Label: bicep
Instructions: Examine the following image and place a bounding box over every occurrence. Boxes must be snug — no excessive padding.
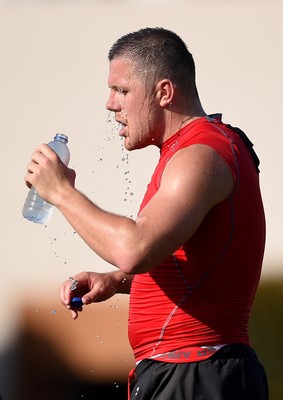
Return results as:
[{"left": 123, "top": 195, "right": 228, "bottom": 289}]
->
[{"left": 136, "top": 144, "right": 234, "bottom": 266}]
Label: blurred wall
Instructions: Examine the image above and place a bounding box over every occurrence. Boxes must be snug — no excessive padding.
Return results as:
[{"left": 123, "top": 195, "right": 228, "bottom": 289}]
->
[{"left": 0, "top": 0, "right": 282, "bottom": 398}]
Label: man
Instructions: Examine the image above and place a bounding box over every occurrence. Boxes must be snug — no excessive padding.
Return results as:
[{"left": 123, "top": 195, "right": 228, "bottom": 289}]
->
[{"left": 25, "top": 28, "right": 268, "bottom": 399}]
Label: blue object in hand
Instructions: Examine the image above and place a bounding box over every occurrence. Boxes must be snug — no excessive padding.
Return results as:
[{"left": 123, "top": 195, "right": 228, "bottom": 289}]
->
[{"left": 71, "top": 297, "right": 83, "bottom": 307}]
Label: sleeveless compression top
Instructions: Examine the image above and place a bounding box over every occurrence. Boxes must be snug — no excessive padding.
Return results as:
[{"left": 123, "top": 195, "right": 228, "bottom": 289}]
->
[{"left": 128, "top": 114, "right": 265, "bottom": 363}]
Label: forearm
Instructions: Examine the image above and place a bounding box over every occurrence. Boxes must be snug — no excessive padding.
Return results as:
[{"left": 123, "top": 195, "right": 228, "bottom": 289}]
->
[{"left": 54, "top": 186, "right": 144, "bottom": 272}]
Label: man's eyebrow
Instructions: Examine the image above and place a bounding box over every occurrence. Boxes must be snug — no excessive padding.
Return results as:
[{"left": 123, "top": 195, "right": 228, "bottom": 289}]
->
[
  {"left": 109, "top": 84, "right": 128, "bottom": 93},
  {"left": 109, "top": 84, "right": 121, "bottom": 90}
]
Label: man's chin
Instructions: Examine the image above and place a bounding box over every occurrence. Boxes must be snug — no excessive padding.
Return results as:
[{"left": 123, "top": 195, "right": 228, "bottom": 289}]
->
[
  {"left": 124, "top": 143, "right": 135, "bottom": 151},
  {"left": 123, "top": 137, "right": 135, "bottom": 151}
]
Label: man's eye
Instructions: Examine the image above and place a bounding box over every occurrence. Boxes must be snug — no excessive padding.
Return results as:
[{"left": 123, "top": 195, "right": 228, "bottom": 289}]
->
[{"left": 116, "top": 88, "right": 127, "bottom": 95}]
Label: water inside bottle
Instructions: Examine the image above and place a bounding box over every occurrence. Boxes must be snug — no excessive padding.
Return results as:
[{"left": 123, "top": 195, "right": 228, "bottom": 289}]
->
[{"left": 22, "top": 187, "right": 54, "bottom": 224}]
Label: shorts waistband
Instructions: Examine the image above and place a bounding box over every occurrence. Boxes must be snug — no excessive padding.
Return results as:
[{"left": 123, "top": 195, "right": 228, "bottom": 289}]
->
[{"left": 137, "top": 344, "right": 226, "bottom": 365}]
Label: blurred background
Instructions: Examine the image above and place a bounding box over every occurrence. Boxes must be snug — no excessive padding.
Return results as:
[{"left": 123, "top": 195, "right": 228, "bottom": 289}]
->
[{"left": 0, "top": 0, "right": 282, "bottom": 399}]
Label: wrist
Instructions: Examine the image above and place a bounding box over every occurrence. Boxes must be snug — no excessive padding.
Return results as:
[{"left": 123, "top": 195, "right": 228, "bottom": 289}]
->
[
  {"left": 111, "top": 270, "right": 133, "bottom": 294},
  {"left": 54, "top": 185, "right": 79, "bottom": 209}
]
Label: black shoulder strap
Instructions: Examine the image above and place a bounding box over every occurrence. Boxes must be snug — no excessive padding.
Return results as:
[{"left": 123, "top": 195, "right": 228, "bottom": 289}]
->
[{"left": 226, "top": 124, "right": 260, "bottom": 173}]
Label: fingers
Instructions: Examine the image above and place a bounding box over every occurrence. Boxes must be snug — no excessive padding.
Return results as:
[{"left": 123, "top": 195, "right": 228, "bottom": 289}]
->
[
  {"left": 24, "top": 143, "right": 74, "bottom": 204},
  {"left": 59, "top": 273, "right": 88, "bottom": 319},
  {"left": 24, "top": 149, "right": 46, "bottom": 187},
  {"left": 24, "top": 144, "right": 58, "bottom": 187},
  {"left": 60, "top": 276, "right": 78, "bottom": 306},
  {"left": 29, "top": 144, "right": 58, "bottom": 171},
  {"left": 70, "top": 310, "right": 79, "bottom": 320},
  {"left": 35, "top": 143, "right": 59, "bottom": 160},
  {"left": 59, "top": 271, "right": 118, "bottom": 320}
]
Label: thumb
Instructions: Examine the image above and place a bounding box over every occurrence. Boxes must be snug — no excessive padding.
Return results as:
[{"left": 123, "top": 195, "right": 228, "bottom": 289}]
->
[{"left": 82, "top": 292, "right": 97, "bottom": 305}]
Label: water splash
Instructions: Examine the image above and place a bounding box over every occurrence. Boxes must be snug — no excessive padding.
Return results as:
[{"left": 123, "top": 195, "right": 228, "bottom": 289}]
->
[
  {"left": 105, "top": 111, "right": 135, "bottom": 217},
  {"left": 96, "top": 335, "right": 103, "bottom": 344}
]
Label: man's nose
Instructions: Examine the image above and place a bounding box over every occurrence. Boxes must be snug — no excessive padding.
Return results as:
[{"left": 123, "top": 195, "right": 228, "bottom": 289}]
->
[
  {"left": 106, "top": 92, "right": 121, "bottom": 111},
  {"left": 105, "top": 96, "right": 114, "bottom": 111}
]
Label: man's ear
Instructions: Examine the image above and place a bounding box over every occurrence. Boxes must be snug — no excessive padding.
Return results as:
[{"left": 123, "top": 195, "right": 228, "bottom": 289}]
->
[{"left": 156, "top": 79, "right": 175, "bottom": 108}]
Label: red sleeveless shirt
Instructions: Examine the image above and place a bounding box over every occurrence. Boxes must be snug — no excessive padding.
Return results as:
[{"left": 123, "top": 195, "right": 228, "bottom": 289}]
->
[{"left": 128, "top": 115, "right": 265, "bottom": 363}]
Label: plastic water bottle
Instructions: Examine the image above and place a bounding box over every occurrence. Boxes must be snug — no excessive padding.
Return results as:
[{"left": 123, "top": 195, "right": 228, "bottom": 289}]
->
[{"left": 22, "top": 133, "right": 70, "bottom": 224}]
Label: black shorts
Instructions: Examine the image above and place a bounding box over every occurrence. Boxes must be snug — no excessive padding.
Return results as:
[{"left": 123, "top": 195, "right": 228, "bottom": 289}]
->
[{"left": 129, "top": 344, "right": 269, "bottom": 400}]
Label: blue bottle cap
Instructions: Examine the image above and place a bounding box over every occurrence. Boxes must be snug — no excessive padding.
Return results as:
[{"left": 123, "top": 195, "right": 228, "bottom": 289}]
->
[
  {"left": 54, "top": 133, "right": 68, "bottom": 143},
  {"left": 71, "top": 297, "right": 83, "bottom": 307}
]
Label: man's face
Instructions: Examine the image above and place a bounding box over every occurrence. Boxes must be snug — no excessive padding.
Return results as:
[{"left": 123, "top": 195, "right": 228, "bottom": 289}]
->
[{"left": 106, "top": 58, "right": 163, "bottom": 150}]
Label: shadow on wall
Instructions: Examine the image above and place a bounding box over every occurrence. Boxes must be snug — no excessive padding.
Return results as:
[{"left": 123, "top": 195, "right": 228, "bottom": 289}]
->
[
  {"left": 0, "top": 295, "right": 134, "bottom": 400},
  {"left": 0, "top": 330, "right": 130, "bottom": 400},
  {"left": 0, "top": 276, "right": 282, "bottom": 400}
]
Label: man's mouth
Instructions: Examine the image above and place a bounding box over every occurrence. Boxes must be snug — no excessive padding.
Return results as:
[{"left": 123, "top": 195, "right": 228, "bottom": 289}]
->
[{"left": 117, "top": 121, "right": 127, "bottom": 137}]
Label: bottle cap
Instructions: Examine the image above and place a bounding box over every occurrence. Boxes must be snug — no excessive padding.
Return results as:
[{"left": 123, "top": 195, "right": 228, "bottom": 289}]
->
[
  {"left": 71, "top": 297, "right": 83, "bottom": 307},
  {"left": 54, "top": 133, "right": 68, "bottom": 143}
]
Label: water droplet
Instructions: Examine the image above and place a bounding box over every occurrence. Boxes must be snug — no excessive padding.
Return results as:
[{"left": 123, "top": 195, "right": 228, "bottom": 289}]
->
[{"left": 51, "top": 309, "right": 57, "bottom": 315}]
